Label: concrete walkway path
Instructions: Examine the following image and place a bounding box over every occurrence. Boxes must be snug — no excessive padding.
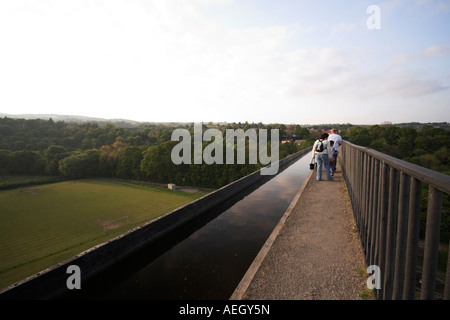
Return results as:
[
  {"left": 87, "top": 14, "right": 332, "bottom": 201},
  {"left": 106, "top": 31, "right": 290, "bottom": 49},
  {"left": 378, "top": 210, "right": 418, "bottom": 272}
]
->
[{"left": 230, "top": 167, "right": 370, "bottom": 300}]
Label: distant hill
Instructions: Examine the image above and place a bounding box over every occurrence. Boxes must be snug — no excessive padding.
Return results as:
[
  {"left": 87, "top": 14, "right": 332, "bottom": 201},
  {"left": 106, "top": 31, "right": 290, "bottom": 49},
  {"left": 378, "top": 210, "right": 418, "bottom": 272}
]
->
[
  {"left": 395, "top": 122, "right": 450, "bottom": 129},
  {"left": 0, "top": 112, "right": 133, "bottom": 123},
  {"left": 0, "top": 113, "right": 186, "bottom": 127}
]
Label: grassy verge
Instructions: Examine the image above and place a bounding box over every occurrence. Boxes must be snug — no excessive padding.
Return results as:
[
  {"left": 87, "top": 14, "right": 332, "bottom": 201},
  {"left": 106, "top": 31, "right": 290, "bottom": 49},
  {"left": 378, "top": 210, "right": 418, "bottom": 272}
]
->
[{"left": 0, "top": 178, "right": 209, "bottom": 290}]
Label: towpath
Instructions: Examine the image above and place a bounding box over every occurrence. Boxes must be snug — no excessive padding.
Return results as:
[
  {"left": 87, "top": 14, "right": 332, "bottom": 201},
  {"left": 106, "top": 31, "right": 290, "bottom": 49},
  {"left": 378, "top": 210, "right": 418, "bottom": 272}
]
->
[{"left": 230, "top": 166, "right": 370, "bottom": 300}]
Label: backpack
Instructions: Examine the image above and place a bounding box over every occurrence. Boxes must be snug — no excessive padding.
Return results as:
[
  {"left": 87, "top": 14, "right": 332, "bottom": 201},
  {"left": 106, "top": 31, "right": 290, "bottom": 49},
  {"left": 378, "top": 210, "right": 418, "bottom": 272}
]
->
[{"left": 316, "top": 139, "right": 325, "bottom": 152}]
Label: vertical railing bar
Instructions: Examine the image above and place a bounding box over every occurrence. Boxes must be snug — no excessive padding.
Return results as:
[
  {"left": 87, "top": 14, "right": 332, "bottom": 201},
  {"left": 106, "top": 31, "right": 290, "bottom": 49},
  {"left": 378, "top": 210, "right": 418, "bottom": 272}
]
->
[
  {"left": 393, "top": 172, "right": 410, "bottom": 299},
  {"left": 349, "top": 147, "right": 355, "bottom": 220},
  {"left": 351, "top": 147, "right": 358, "bottom": 226},
  {"left": 444, "top": 238, "right": 450, "bottom": 300},
  {"left": 383, "top": 167, "right": 399, "bottom": 300},
  {"left": 371, "top": 159, "right": 380, "bottom": 270},
  {"left": 366, "top": 157, "right": 375, "bottom": 265},
  {"left": 367, "top": 157, "right": 375, "bottom": 265},
  {"left": 359, "top": 151, "right": 365, "bottom": 251},
  {"left": 348, "top": 144, "right": 355, "bottom": 220},
  {"left": 360, "top": 150, "right": 366, "bottom": 255},
  {"left": 421, "top": 186, "right": 443, "bottom": 300},
  {"left": 365, "top": 153, "right": 372, "bottom": 260},
  {"left": 363, "top": 153, "right": 371, "bottom": 260},
  {"left": 357, "top": 150, "right": 364, "bottom": 250},
  {"left": 355, "top": 150, "right": 363, "bottom": 228},
  {"left": 353, "top": 149, "right": 358, "bottom": 223},
  {"left": 370, "top": 158, "right": 380, "bottom": 299},
  {"left": 377, "top": 162, "right": 389, "bottom": 300},
  {"left": 403, "top": 177, "right": 422, "bottom": 300},
  {"left": 341, "top": 143, "right": 348, "bottom": 189},
  {"left": 376, "top": 160, "right": 382, "bottom": 263}
]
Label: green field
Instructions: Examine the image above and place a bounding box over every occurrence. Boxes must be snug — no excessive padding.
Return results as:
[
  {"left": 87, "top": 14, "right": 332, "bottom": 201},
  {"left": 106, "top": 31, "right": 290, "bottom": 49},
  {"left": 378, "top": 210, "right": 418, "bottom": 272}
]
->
[{"left": 0, "top": 179, "right": 209, "bottom": 291}]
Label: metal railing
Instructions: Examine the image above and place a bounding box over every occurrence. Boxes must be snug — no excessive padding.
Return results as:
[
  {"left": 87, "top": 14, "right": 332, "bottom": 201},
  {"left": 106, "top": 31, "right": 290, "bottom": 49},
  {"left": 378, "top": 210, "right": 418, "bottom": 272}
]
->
[{"left": 340, "top": 141, "right": 450, "bottom": 300}]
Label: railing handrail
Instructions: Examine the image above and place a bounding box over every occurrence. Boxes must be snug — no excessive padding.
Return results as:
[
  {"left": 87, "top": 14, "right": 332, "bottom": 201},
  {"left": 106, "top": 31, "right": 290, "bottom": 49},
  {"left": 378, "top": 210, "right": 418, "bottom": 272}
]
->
[{"left": 343, "top": 141, "right": 450, "bottom": 194}]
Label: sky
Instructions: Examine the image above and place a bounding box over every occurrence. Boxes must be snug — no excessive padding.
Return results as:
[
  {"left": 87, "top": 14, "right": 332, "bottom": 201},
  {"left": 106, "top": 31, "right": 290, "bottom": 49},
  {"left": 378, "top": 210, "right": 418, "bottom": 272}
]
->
[{"left": 0, "top": 0, "right": 449, "bottom": 125}]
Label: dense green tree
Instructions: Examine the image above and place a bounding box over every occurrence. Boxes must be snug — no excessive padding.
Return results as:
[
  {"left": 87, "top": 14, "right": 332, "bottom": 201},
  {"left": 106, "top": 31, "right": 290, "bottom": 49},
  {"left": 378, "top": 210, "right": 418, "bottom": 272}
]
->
[
  {"left": 348, "top": 126, "right": 371, "bottom": 146},
  {"left": 280, "top": 141, "right": 299, "bottom": 159},
  {"left": 44, "top": 145, "right": 68, "bottom": 175},
  {"left": 384, "top": 126, "right": 400, "bottom": 145},
  {"left": 141, "top": 141, "right": 178, "bottom": 183},
  {"left": 59, "top": 149, "right": 100, "bottom": 178},
  {"left": 0, "top": 150, "right": 11, "bottom": 175},
  {"left": 116, "top": 146, "right": 144, "bottom": 179},
  {"left": 369, "top": 137, "right": 387, "bottom": 152},
  {"left": 294, "top": 126, "right": 311, "bottom": 139},
  {"left": 8, "top": 150, "right": 44, "bottom": 175}
]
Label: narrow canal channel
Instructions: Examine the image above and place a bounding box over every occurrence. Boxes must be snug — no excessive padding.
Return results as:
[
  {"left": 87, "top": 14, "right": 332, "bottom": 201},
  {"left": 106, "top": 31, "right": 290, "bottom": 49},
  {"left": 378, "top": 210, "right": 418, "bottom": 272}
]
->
[{"left": 70, "top": 151, "right": 313, "bottom": 300}]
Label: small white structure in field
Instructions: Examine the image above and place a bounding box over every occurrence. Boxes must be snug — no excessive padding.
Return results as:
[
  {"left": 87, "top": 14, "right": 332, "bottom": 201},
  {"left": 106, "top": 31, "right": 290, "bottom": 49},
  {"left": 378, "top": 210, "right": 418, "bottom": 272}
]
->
[{"left": 168, "top": 183, "right": 176, "bottom": 190}]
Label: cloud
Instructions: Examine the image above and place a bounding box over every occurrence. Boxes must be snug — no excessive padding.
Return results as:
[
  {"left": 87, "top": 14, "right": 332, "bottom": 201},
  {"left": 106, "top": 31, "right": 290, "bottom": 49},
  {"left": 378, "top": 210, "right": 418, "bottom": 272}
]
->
[
  {"left": 382, "top": 0, "right": 450, "bottom": 15},
  {"left": 330, "top": 22, "right": 356, "bottom": 36},
  {"left": 284, "top": 47, "right": 448, "bottom": 101},
  {"left": 424, "top": 45, "right": 450, "bottom": 57},
  {"left": 418, "top": 0, "right": 450, "bottom": 13},
  {"left": 357, "top": 70, "right": 448, "bottom": 99}
]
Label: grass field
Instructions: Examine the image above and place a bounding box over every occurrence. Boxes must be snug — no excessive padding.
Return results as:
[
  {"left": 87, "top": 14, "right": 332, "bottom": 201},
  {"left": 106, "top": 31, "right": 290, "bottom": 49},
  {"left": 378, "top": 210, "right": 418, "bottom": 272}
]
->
[{"left": 0, "top": 178, "right": 209, "bottom": 291}]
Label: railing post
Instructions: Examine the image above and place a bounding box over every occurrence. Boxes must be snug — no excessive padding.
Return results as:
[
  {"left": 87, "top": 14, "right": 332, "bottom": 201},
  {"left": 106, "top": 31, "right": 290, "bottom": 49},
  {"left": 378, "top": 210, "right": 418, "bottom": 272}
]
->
[
  {"left": 377, "top": 162, "right": 389, "bottom": 300},
  {"left": 354, "top": 150, "right": 361, "bottom": 233},
  {"left": 375, "top": 159, "right": 382, "bottom": 262},
  {"left": 370, "top": 158, "right": 380, "bottom": 268},
  {"left": 383, "top": 167, "right": 398, "bottom": 300},
  {"left": 368, "top": 158, "right": 380, "bottom": 299},
  {"left": 421, "top": 186, "right": 443, "bottom": 300},
  {"left": 366, "top": 157, "right": 374, "bottom": 265},
  {"left": 362, "top": 153, "right": 371, "bottom": 259},
  {"left": 393, "top": 172, "right": 410, "bottom": 299},
  {"left": 445, "top": 238, "right": 450, "bottom": 300},
  {"left": 403, "top": 178, "right": 422, "bottom": 300}
]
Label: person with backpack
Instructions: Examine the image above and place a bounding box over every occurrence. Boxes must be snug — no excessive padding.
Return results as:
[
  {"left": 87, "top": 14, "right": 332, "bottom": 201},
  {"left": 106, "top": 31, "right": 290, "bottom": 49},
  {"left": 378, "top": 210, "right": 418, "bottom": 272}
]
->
[{"left": 312, "top": 132, "right": 334, "bottom": 181}]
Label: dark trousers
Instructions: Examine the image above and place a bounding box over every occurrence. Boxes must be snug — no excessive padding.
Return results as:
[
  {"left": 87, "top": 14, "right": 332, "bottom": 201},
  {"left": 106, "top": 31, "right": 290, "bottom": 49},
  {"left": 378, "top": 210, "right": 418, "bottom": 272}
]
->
[{"left": 331, "top": 150, "right": 338, "bottom": 172}]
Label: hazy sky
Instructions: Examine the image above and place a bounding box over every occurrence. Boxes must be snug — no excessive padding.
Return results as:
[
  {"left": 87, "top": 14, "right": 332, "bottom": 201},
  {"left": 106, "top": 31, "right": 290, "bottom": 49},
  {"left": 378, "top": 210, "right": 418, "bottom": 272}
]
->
[{"left": 1, "top": 0, "right": 449, "bottom": 125}]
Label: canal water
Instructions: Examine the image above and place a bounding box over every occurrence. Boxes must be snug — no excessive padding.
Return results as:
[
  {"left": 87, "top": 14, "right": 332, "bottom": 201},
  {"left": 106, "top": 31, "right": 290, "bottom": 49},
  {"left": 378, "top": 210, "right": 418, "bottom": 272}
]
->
[{"left": 71, "top": 151, "right": 313, "bottom": 300}]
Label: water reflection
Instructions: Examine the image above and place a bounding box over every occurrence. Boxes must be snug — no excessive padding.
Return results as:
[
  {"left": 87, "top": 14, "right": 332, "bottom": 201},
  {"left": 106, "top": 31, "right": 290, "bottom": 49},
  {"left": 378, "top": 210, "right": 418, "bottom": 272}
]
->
[{"left": 67, "top": 152, "right": 312, "bottom": 300}]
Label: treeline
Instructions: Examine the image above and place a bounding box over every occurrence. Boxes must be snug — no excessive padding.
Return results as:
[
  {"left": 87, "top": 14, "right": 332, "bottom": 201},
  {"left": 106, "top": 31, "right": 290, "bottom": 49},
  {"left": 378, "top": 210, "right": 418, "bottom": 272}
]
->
[
  {"left": 342, "top": 123, "right": 450, "bottom": 244},
  {"left": 0, "top": 117, "right": 175, "bottom": 151},
  {"left": 342, "top": 124, "right": 450, "bottom": 174},
  {"left": 0, "top": 118, "right": 306, "bottom": 188}
]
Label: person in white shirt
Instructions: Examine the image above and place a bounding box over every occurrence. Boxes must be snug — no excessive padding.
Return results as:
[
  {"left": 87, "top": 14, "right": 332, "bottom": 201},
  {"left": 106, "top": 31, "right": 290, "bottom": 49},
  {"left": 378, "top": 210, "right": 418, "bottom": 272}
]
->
[
  {"left": 312, "top": 132, "right": 334, "bottom": 181},
  {"left": 327, "top": 128, "right": 342, "bottom": 175}
]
